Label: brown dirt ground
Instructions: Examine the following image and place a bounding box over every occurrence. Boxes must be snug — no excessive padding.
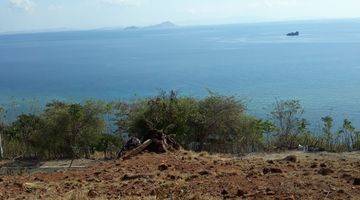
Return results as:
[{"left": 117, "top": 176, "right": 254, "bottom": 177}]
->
[{"left": 0, "top": 150, "right": 359, "bottom": 200}]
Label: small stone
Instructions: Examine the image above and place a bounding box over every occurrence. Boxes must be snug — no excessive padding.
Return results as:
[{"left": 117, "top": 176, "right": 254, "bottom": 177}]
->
[
  {"left": 93, "top": 171, "right": 101, "bottom": 176},
  {"left": 263, "top": 167, "right": 283, "bottom": 174},
  {"left": 88, "top": 189, "right": 98, "bottom": 198},
  {"left": 310, "top": 163, "right": 317, "bottom": 168},
  {"left": 320, "top": 163, "right": 327, "bottom": 168},
  {"left": 236, "top": 189, "right": 245, "bottom": 197},
  {"left": 266, "top": 188, "right": 275, "bottom": 195},
  {"left": 198, "top": 170, "right": 210, "bottom": 176},
  {"left": 337, "top": 189, "right": 345, "bottom": 193},
  {"left": 318, "top": 168, "right": 334, "bottom": 176},
  {"left": 353, "top": 178, "right": 360, "bottom": 185},
  {"left": 267, "top": 160, "right": 275, "bottom": 164},
  {"left": 303, "top": 171, "right": 311, "bottom": 176},
  {"left": 221, "top": 189, "right": 228, "bottom": 196},
  {"left": 168, "top": 175, "right": 176, "bottom": 180},
  {"left": 283, "top": 155, "right": 297, "bottom": 163},
  {"left": 14, "top": 182, "right": 23, "bottom": 188},
  {"left": 185, "top": 174, "right": 198, "bottom": 181},
  {"left": 158, "top": 163, "right": 168, "bottom": 171},
  {"left": 341, "top": 173, "right": 353, "bottom": 183},
  {"left": 33, "top": 177, "right": 44, "bottom": 182}
]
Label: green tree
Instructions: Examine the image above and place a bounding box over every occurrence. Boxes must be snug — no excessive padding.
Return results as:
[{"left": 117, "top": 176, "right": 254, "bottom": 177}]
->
[
  {"left": 114, "top": 91, "right": 266, "bottom": 154},
  {"left": 43, "top": 101, "right": 105, "bottom": 159},
  {"left": 7, "top": 114, "right": 44, "bottom": 158},
  {"left": 115, "top": 91, "right": 198, "bottom": 144},
  {"left": 191, "top": 92, "right": 246, "bottom": 152}
]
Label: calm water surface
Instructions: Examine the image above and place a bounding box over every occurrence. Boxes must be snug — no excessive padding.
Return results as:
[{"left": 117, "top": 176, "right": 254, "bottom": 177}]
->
[{"left": 1, "top": 20, "right": 360, "bottom": 126}]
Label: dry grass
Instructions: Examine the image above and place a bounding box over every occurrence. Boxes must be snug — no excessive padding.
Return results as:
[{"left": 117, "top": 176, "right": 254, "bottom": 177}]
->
[{"left": 0, "top": 150, "right": 359, "bottom": 199}]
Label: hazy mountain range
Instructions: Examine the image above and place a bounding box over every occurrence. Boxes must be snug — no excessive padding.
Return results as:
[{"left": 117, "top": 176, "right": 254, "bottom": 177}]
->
[{"left": 124, "top": 21, "right": 177, "bottom": 31}]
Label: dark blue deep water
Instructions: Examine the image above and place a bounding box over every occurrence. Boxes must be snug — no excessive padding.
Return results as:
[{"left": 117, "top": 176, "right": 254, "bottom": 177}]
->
[{"left": 1, "top": 20, "right": 360, "bottom": 126}]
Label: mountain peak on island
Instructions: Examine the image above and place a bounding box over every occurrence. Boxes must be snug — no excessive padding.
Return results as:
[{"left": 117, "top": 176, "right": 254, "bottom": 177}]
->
[{"left": 145, "top": 21, "right": 177, "bottom": 29}]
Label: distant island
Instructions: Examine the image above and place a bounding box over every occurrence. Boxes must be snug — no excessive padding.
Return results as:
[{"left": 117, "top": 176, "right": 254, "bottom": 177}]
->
[
  {"left": 123, "top": 21, "right": 177, "bottom": 31},
  {"left": 145, "top": 21, "right": 177, "bottom": 29},
  {"left": 123, "top": 26, "right": 140, "bottom": 31},
  {"left": 286, "top": 31, "right": 300, "bottom": 36}
]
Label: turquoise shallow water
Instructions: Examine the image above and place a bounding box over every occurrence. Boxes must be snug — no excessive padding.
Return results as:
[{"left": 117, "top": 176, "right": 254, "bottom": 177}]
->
[{"left": 1, "top": 20, "right": 360, "bottom": 126}]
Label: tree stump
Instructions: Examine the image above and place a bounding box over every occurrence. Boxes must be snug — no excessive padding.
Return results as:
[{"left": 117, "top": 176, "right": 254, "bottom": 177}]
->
[
  {"left": 117, "top": 137, "right": 141, "bottom": 158},
  {"left": 144, "top": 129, "right": 180, "bottom": 153},
  {"left": 118, "top": 129, "right": 181, "bottom": 159}
]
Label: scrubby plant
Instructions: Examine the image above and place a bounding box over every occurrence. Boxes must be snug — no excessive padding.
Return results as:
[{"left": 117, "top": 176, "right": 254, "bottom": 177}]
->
[
  {"left": 5, "top": 114, "right": 45, "bottom": 158},
  {"left": 337, "top": 119, "right": 356, "bottom": 151},
  {"left": 270, "top": 99, "right": 304, "bottom": 149},
  {"left": 114, "top": 91, "right": 268, "bottom": 154},
  {"left": 0, "top": 106, "right": 6, "bottom": 159},
  {"left": 1, "top": 92, "right": 359, "bottom": 160},
  {"left": 42, "top": 101, "right": 106, "bottom": 159},
  {"left": 321, "top": 115, "right": 334, "bottom": 151},
  {"left": 96, "top": 133, "right": 123, "bottom": 159}
]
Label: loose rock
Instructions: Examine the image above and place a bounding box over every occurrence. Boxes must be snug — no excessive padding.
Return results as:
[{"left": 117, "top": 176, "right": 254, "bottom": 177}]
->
[
  {"left": 88, "top": 189, "right": 98, "bottom": 198},
  {"left": 221, "top": 189, "right": 228, "bottom": 196},
  {"left": 353, "top": 178, "right": 360, "bottom": 186},
  {"left": 198, "top": 170, "right": 211, "bottom": 176},
  {"left": 263, "top": 167, "right": 283, "bottom": 174},
  {"left": 158, "top": 163, "right": 168, "bottom": 171},
  {"left": 283, "top": 155, "right": 297, "bottom": 163},
  {"left": 318, "top": 168, "right": 334, "bottom": 176},
  {"left": 236, "top": 189, "right": 245, "bottom": 197}
]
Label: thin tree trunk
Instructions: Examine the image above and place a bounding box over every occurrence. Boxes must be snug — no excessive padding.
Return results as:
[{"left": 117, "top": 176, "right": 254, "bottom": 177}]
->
[
  {"left": 69, "top": 159, "right": 74, "bottom": 168},
  {"left": 0, "top": 133, "right": 3, "bottom": 159}
]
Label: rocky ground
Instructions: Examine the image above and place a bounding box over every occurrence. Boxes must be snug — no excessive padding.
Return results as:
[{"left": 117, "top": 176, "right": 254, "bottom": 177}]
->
[{"left": 0, "top": 150, "right": 359, "bottom": 199}]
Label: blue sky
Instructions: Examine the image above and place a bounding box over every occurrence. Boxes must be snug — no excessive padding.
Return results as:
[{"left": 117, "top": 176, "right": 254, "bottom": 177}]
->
[{"left": 1, "top": 0, "right": 360, "bottom": 32}]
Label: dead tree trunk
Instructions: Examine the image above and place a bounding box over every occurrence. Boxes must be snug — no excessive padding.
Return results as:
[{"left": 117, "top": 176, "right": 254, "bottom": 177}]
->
[
  {"left": 144, "top": 129, "right": 180, "bottom": 153},
  {"left": 118, "top": 129, "right": 181, "bottom": 159}
]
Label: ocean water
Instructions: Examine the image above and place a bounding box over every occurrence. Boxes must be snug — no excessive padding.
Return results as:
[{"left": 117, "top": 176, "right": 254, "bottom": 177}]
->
[{"left": 1, "top": 20, "right": 360, "bottom": 127}]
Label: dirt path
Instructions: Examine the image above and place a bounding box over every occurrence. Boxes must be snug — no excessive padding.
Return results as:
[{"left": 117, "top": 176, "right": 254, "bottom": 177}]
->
[{"left": 0, "top": 151, "right": 359, "bottom": 199}]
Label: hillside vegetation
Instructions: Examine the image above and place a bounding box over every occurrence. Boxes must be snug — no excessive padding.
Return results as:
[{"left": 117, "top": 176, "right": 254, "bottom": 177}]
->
[{"left": 0, "top": 91, "right": 360, "bottom": 160}]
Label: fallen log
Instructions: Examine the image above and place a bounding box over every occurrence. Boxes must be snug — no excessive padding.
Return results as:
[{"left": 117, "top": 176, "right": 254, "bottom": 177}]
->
[
  {"left": 118, "top": 124, "right": 182, "bottom": 159},
  {"left": 122, "top": 139, "right": 152, "bottom": 160},
  {"left": 143, "top": 129, "right": 180, "bottom": 153}
]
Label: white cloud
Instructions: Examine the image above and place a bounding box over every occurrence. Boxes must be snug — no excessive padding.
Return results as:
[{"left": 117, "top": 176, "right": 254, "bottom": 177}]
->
[
  {"left": 9, "top": 0, "right": 35, "bottom": 13},
  {"left": 101, "top": 0, "right": 144, "bottom": 7}
]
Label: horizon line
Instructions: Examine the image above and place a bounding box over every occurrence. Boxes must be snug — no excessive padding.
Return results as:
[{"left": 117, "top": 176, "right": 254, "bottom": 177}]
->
[{"left": 1, "top": 17, "right": 359, "bottom": 36}]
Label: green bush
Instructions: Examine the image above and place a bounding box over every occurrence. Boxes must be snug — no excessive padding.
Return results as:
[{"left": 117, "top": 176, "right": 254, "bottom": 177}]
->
[
  {"left": 115, "top": 91, "right": 268, "bottom": 154},
  {"left": 1, "top": 100, "right": 115, "bottom": 159},
  {"left": 270, "top": 99, "right": 304, "bottom": 149},
  {"left": 1, "top": 93, "right": 359, "bottom": 160}
]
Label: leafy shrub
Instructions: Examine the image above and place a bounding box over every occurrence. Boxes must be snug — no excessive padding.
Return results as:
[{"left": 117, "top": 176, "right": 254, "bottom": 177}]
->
[
  {"left": 1, "top": 93, "right": 360, "bottom": 160},
  {"left": 270, "top": 99, "right": 304, "bottom": 149},
  {"left": 115, "top": 91, "right": 268, "bottom": 154},
  {"left": 1, "top": 101, "right": 112, "bottom": 159}
]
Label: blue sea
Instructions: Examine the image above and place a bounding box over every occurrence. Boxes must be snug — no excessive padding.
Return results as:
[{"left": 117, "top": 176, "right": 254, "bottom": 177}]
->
[{"left": 1, "top": 19, "right": 360, "bottom": 127}]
